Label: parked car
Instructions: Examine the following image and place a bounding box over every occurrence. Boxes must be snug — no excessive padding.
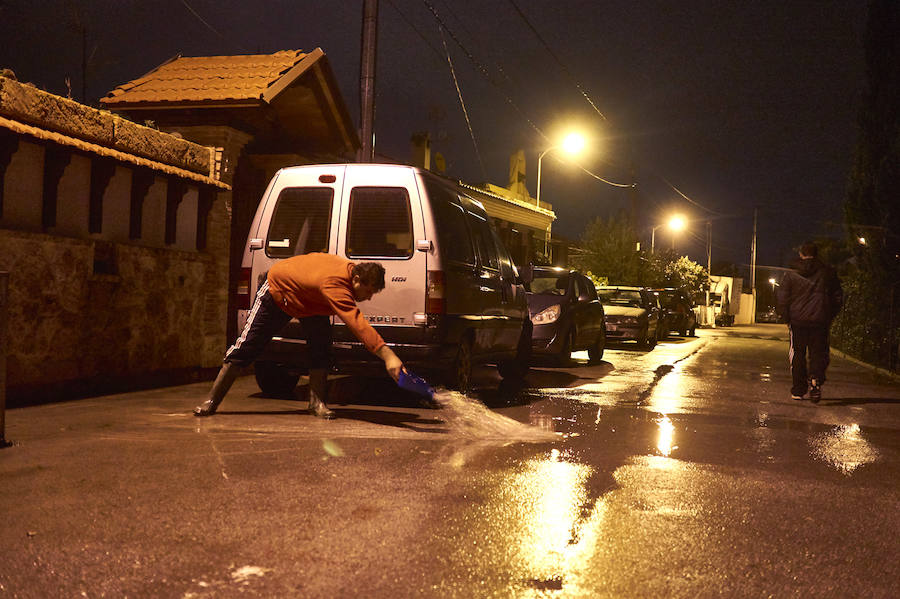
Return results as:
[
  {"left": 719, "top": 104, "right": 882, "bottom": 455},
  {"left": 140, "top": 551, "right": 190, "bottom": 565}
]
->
[
  {"left": 237, "top": 163, "right": 532, "bottom": 396},
  {"left": 597, "top": 286, "right": 662, "bottom": 348},
  {"left": 526, "top": 267, "right": 606, "bottom": 364},
  {"left": 652, "top": 287, "right": 697, "bottom": 337},
  {"left": 757, "top": 306, "right": 779, "bottom": 323}
]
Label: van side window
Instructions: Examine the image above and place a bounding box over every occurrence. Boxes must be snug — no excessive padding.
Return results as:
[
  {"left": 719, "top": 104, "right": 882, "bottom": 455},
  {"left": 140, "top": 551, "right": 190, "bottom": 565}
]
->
[
  {"left": 425, "top": 182, "right": 475, "bottom": 266},
  {"left": 266, "top": 187, "right": 334, "bottom": 258},
  {"left": 582, "top": 277, "right": 598, "bottom": 300},
  {"left": 346, "top": 187, "right": 413, "bottom": 259},
  {"left": 491, "top": 228, "right": 517, "bottom": 281},
  {"left": 466, "top": 210, "right": 500, "bottom": 270}
]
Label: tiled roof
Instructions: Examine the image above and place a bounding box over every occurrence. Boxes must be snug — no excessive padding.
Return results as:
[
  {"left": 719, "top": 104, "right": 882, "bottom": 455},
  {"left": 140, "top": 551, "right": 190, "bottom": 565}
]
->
[{"left": 102, "top": 49, "right": 312, "bottom": 106}]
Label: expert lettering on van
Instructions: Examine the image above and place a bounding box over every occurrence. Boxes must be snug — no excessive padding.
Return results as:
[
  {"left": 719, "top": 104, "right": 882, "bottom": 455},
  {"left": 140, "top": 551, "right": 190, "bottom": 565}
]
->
[{"left": 236, "top": 164, "right": 532, "bottom": 396}]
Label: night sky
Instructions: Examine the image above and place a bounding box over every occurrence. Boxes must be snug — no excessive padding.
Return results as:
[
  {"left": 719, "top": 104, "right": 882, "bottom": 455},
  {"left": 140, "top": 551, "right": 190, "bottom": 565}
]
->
[{"left": 0, "top": 0, "right": 869, "bottom": 272}]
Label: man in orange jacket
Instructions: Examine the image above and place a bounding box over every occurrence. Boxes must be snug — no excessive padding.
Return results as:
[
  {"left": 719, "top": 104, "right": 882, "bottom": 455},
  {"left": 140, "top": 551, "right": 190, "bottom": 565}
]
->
[{"left": 194, "top": 253, "right": 404, "bottom": 419}]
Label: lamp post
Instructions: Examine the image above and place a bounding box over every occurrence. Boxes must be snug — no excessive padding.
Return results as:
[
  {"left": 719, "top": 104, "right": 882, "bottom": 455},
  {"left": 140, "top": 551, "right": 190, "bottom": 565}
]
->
[
  {"left": 536, "top": 132, "right": 585, "bottom": 210},
  {"left": 651, "top": 214, "right": 686, "bottom": 253},
  {"left": 769, "top": 277, "right": 777, "bottom": 308}
]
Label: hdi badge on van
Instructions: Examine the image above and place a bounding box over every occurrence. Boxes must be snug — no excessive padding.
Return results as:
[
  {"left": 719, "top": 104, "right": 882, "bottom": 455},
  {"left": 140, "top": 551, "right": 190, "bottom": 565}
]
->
[{"left": 236, "top": 163, "right": 533, "bottom": 396}]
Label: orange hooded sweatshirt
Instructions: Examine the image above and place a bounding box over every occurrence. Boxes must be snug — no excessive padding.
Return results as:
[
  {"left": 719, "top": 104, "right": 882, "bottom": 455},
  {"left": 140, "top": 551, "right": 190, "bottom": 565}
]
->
[{"left": 266, "top": 253, "right": 386, "bottom": 354}]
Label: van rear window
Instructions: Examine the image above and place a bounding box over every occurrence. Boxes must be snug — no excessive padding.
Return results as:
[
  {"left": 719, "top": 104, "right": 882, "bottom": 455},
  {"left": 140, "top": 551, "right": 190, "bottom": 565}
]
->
[
  {"left": 346, "top": 187, "right": 413, "bottom": 258},
  {"left": 266, "top": 187, "right": 334, "bottom": 257}
]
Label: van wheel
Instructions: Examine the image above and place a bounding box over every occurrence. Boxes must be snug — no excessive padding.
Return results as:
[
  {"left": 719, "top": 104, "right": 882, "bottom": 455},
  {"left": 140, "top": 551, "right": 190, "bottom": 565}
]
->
[
  {"left": 448, "top": 336, "right": 473, "bottom": 395},
  {"left": 499, "top": 321, "right": 532, "bottom": 380},
  {"left": 588, "top": 332, "right": 605, "bottom": 363},
  {"left": 254, "top": 361, "right": 300, "bottom": 398}
]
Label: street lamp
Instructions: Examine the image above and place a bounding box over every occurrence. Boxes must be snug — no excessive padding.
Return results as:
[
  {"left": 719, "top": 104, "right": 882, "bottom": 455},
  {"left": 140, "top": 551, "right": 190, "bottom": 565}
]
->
[
  {"left": 651, "top": 214, "right": 686, "bottom": 253},
  {"left": 536, "top": 132, "right": 585, "bottom": 209}
]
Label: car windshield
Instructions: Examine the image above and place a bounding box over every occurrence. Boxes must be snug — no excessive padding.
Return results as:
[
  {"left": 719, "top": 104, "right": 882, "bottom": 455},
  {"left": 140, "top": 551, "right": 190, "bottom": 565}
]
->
[
  {"left": 530, "top": 273, "right": 569, "bottom": 296},
  {"left": 598, "top": 289, "right": 643, "bottom": 307}
]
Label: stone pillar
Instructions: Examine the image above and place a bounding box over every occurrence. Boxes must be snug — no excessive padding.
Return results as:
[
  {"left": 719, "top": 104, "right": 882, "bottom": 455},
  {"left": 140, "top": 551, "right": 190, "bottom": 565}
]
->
[{"left": 159, "top": 125, "right": 252, "bottom": 186}]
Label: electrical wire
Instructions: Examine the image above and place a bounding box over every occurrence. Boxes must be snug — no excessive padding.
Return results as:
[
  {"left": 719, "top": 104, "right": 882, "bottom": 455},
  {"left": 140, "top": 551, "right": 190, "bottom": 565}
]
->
[
  {"left": 384, "top": 0, "right": 445, "bottom": 61},
  {"left": 439, "top": 25, "right": 487, "bottom": 180},
  {"left": 507, "top": 0, "right": 607, "bottom": 122},
  {"left": 178, "top": 0, "right": 249, "bottom": 52},
  {"left": 420, "top": 0, "right": 549, "bottom": 142}
]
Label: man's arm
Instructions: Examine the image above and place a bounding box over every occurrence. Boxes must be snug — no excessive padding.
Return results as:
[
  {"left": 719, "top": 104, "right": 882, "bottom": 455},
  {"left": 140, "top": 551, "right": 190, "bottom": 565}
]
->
[
  {"left": 321, "top": 279, "right": 403, "bottom": 379},
  {"left": 376, "top": 345, "right": 403, "bottom": 381}
]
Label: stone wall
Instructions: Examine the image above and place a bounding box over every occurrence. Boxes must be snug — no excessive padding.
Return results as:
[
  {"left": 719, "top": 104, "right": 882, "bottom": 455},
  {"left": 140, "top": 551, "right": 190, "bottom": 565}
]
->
[
  {"left": 0, "top": 227, "right": 229, "bottom": 403},
  {"left": 0, "top": 75, "right": 213, "bottom": 176}
]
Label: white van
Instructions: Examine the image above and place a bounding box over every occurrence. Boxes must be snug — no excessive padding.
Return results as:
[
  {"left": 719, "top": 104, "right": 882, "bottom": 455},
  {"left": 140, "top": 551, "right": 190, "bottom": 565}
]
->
[{"left": 235, "top": 163, "right": 532, "bottom": 395}]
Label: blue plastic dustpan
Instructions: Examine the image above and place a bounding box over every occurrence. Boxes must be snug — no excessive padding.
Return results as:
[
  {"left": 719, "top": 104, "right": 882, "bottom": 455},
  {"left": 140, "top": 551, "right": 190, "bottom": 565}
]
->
[{"left": 397, "top": 369, "right": 435, "bottom": 400}]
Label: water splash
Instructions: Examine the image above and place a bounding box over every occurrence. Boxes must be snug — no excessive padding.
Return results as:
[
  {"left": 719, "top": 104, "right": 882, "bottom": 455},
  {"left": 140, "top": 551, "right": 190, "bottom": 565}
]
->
[{"left": 433, "top": 389, "right": 559, "bottom": 443}]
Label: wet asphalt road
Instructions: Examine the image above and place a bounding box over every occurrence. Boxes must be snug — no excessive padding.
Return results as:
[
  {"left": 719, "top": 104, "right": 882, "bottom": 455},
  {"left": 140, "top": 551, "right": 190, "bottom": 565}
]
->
[{"left": 1, "top": 324, "right": 899, "bottom": 598}]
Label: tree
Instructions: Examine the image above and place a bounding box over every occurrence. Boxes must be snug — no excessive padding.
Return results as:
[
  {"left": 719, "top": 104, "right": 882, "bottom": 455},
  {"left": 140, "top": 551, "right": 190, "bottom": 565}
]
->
[
  {"left": 571, "top": 212, "right": 645, "bottom": 285},
  {"left": 838, "top": 0, "right": 900, "bottom": 371},
  {"left": 572, "top": 213, "right": 708, "bottom": 299}
]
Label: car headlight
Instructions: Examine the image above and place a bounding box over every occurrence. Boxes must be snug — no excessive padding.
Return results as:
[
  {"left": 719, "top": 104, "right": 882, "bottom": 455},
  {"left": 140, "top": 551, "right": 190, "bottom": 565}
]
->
[
  {"left": 622, "top": 316, "right": 640, "bottom": 325},
  {"left": 531, "top": 304, "right": 561, "bottom": 324}
]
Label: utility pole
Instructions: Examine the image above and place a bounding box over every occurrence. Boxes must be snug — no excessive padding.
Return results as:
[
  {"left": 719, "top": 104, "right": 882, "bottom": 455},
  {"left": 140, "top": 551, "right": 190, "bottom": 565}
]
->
[
  {"left": 706, "top": 220, "right": 712, "bottom": 307},
  {"left": 750, "top": 207, "right": 758, "bottom": 321},
  {"left": 358, "top": 0, "right": 378, "bottom": 162}
]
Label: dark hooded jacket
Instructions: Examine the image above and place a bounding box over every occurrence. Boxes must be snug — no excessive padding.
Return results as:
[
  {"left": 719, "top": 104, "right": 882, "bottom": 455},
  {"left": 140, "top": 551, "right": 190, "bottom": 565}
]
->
[{"left": 776, "top": 257, "right": 843, "bottom": 326}]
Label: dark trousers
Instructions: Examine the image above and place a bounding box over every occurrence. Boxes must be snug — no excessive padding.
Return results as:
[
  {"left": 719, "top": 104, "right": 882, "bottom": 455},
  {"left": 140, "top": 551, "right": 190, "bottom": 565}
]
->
[
  {"left": 789, "top": 324, "right": 830, "bottom": 395},
  {"left": 224, "top": 281, "right": 332, "bottom": 369}
]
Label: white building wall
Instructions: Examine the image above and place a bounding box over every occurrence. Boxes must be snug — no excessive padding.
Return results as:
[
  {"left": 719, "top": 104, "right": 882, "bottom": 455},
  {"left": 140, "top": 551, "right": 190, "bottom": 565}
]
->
[
  {"left": 55, "top": 153, "right": 90, "bottom": 237},
  {"left": 2, "top": 141, "right": 43, "bottom": 230},
  {"left": 175, "top": 186, "right": 198, "bottom": 251},
  {"left": 141, "top": 178, "right": 166, "bottom": 247},
  {"left": 101, "top": 166, "right": 131, "bottom": 243}
]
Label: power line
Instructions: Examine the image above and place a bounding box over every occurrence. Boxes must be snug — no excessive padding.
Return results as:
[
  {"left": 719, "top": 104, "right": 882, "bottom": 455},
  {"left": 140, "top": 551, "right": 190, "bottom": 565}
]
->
[
  {"left": 507, "top": 0, "right": 607, "bottom": 122},
  {"left": 178, "top": 0, "right": 249, "bottom": 53},
  {"left": 419, "top": 0, "right": 548, "bottom": 142},
  {"left": 384, "top": 0, "right": 444, "bottom": 62},
  {"left": 439, "top": 25, "right": 487, "bottom": 180}
]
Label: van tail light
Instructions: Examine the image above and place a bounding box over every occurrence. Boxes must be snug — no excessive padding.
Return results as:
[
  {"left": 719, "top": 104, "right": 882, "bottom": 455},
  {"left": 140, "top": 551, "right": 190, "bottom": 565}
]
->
[
  {"left": 236, "top": 267, "right": 251, "bottom": 310},
  {"left": 426, "top": 270, "right": 446, "bottom": 315}
]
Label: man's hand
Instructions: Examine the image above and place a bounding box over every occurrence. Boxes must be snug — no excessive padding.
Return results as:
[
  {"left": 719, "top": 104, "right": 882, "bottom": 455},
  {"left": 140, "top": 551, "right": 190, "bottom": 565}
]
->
[{"left": 376, "top": 346, "right": 404, "bottom": 381}]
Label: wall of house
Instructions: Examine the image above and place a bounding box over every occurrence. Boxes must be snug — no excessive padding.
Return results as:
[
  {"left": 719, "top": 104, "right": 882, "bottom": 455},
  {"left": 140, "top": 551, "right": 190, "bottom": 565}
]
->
[{"left": 0, "top": 138, "right": 230, "bottom": 403}]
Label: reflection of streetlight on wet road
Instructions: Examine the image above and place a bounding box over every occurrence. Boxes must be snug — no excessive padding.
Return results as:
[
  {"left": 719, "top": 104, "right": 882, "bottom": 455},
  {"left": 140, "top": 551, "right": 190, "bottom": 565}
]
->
[{"left": 651, "top": 215, "right": 686, "bottom": 253}]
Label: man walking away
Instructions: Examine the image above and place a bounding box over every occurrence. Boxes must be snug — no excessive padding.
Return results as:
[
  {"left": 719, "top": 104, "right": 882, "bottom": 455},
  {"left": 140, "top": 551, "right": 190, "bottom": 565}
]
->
[
  {"left": 194, "top": 253, "right": 404, "bottom": 419},
  {"left": 776, "top": 242, "right": 843, "bottom": 403}
]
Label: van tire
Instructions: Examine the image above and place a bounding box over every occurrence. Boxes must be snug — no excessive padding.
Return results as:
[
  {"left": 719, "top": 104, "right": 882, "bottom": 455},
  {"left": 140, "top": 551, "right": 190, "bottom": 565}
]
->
[
  {"left": 448, "top": 336, "right": 474, "bottom": 395},
  {"left": 499, "top": 321, "right": 532, "bottom": 380},
  {"left": 254, "top": 361, "right": 301, "bottom": 398}
]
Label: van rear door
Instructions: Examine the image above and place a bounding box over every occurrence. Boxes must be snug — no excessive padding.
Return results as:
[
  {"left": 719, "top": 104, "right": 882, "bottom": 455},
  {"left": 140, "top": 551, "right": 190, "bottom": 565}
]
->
[
  {"left": 242, "top": 165, "right": 345, "bottom": 330},
  {"left": 334, "top": 165, "right": 425, "bottom": 346}
]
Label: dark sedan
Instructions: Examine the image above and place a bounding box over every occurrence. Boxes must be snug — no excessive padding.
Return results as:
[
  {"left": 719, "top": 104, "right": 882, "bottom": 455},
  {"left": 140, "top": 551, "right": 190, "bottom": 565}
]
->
[
  {"left": 526, "top": 267, "right": 607, "bottom": 364},
  {"left": 653, "top": 287, "right": 698, "bottom": 337}
]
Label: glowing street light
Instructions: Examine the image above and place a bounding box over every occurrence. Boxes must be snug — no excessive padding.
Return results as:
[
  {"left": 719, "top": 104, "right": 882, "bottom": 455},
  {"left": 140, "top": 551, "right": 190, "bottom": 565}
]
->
[
  {"left": 536, "top": 132, "right": 586, "bottom": 209},
  {"left": 651, "top": 214, "right": 686, "bottom": 253}
]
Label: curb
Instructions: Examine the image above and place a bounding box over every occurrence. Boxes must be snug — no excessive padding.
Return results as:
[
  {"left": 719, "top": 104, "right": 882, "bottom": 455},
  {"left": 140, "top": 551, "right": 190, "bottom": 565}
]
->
[{"left": 830, "top": 348, "right": 900, "bottom": 383}]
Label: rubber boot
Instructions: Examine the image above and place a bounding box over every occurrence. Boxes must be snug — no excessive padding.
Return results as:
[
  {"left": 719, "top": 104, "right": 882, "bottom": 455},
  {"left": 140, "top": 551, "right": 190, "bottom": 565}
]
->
[
  {"left": 194, "top": 362, "right": 239, "bottom": 417},
  {"left": 307, "top": 368, "right": 335, "bottom": 419}
]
